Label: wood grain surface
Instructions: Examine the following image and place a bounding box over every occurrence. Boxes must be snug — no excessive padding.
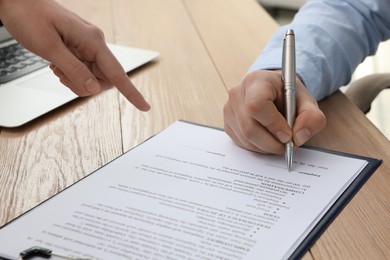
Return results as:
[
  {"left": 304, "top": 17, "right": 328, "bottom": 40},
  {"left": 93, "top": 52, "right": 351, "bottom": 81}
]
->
[{"left": 0, "top": 1, "right": 389, "bottom": 259}]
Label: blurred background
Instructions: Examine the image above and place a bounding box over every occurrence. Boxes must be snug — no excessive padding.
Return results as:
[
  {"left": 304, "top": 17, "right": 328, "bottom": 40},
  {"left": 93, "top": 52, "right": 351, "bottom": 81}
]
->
[{"left": 257, "top": 0, "right": 390, "bottom": 139}]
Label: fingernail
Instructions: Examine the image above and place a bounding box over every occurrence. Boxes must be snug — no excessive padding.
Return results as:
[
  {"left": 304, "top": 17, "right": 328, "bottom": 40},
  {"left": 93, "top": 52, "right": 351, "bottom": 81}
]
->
[
  {"left": 142, "top": 102, "right": 151, "bottom": 112},
  {"left": 296, "top": 128, "right": 311, "bottom": 146},
  {"left": 84, "top": 78, "right": 100, "bottom": 94},
  {"left": 276, "top": 131, "right": 291, "bottom": 143}
]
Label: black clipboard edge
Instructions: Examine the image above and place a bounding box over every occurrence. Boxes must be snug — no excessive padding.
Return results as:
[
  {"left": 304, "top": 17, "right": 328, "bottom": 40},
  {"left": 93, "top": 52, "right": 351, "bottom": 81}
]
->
[{"left": 288, "top": 145, "right": 382, "bottom": 260}]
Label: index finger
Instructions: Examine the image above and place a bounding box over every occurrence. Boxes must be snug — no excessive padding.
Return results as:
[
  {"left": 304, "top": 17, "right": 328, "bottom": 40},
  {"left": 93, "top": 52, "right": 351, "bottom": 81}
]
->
[{"left": 96, "top": 44, "right": 150, "bottom": 111}]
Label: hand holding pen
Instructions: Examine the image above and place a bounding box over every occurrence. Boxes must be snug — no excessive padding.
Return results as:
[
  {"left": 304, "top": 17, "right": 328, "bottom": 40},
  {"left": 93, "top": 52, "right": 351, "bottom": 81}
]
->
[{"left": 223, "top": 31, "right": 326, "bottom": 158}]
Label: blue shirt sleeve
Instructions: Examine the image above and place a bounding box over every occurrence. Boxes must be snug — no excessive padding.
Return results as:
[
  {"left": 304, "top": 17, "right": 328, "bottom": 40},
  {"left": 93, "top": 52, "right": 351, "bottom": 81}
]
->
[{"left": 248, "top": 0, "right": 390, "bottom": 100}]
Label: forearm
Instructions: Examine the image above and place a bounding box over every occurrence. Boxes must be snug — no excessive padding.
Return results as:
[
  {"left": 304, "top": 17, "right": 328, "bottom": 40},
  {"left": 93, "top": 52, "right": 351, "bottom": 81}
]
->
[{"left": 250, "top": 0, "right": 390, "bottom": 100}]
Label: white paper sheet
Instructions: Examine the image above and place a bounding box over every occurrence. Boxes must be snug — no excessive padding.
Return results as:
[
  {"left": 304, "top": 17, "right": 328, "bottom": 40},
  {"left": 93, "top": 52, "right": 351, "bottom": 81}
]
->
[{"left": 0, "top": 121, "right": 369, "bottom": 260}]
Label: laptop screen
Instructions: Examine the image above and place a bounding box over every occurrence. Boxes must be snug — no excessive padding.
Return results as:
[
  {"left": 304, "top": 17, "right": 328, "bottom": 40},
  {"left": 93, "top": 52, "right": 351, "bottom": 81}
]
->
[{"left": 0, "top": 20, "right": 12, "bottom": 43}]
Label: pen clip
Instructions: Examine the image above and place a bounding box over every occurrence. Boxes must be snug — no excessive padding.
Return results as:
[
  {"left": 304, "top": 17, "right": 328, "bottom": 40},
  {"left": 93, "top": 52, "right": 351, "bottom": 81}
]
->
[{"left": 281, "top": 37, "right": 286, "bottom": 83}]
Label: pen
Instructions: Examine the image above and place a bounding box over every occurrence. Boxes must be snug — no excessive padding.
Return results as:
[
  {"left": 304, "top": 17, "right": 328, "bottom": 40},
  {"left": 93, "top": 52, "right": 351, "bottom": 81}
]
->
[{"left": 282, "top": 29, "right": 296, "bottom": 172}]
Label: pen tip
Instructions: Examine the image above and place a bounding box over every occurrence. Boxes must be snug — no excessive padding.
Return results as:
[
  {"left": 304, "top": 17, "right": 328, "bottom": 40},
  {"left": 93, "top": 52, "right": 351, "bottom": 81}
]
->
[{"left": 285, "top": 146, "right": 293, "bottom": 172}]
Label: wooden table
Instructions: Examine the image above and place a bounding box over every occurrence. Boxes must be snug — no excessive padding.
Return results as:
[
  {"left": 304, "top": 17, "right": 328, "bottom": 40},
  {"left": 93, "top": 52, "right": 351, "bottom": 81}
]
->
[{"left": 1, "top": 0, "right": 389, "bottom": 259}]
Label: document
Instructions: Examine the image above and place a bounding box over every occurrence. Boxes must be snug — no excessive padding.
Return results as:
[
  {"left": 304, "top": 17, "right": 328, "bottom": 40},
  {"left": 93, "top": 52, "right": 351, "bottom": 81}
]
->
[{"left": 0, "top": 121, "right": 380, "bottom": 260}]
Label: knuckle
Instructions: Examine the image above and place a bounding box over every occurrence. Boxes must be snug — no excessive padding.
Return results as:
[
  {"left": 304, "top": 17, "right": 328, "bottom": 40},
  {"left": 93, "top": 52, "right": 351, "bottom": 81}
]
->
[
  {"left": 244, "top": 98, "right": 261, "bottom": 116},
  {"left": 227, "top": 86, "right": 239, "bottom": 101},
  {"left": 66, "top": 58, "right": 86, "bottom": 75},
  {"left": 94, "top": 28, "right": 105, "bottom": 41},
  {"left": 241, "top": 123, "right": 257, "bottom": 140},
  {"left": 264, "top": 120, "right": 282, "bottom": 132},
  {"left": 242, "top": 71, "right": 259, "bottom": 85},
  {"left": 85, "top": 24, "right": 105, "bottom": 41}
]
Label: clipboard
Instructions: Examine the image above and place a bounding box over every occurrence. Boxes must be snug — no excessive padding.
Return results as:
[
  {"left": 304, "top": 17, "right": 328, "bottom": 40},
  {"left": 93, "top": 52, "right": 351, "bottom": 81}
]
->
[{"left": 0, "top": 121, "right": 382, "bottom": 260}]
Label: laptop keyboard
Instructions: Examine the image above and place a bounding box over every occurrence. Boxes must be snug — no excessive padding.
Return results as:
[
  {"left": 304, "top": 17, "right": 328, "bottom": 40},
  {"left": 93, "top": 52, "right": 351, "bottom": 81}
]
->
[{"left": 0, "top": 43, "right": 49, "bottom": 84}]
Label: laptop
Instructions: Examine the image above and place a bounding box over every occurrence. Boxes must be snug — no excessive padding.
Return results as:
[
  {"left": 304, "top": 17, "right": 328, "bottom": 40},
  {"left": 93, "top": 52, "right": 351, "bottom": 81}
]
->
[{"left": 0, "top": 21, "right": 159, "bottom": 128}]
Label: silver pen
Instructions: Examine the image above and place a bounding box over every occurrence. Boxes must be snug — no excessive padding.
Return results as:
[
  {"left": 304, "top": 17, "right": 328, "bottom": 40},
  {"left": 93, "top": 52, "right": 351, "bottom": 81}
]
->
[{"left": 282, "top": 29, "right": 296, "bottom": 171}]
